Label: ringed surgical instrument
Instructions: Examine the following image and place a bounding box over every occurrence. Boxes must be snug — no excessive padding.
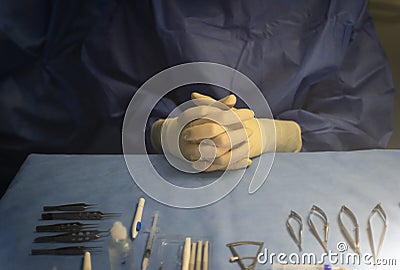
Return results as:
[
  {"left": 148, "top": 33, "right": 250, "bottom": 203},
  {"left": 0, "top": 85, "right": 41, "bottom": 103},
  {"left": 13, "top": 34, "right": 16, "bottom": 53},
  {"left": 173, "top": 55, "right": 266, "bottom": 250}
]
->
[
  {"left": 367, "top": 203, "right": 387, "bottom": 264},
  {"left": 338, "top": 205, "right": 360, "bottom": 255},
  {"left": 227, "top": 241, "right": 264, "bottom": 270},
  {"left": 286, "top": 210, "right": 303, "bottom": 251},
  {"left": 308, "top": 205, "right": 329, "bottom": 253}
]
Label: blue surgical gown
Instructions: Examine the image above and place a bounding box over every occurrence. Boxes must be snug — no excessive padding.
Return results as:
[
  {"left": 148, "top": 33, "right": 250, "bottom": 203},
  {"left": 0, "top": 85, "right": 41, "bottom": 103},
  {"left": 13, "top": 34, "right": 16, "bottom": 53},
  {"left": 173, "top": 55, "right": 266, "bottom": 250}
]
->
[
  {"left": 83, "top": 0, "right": 395, "bottom": 151},
  {"left": 0, "top": 0, "right": 395, "bottom": 193}
]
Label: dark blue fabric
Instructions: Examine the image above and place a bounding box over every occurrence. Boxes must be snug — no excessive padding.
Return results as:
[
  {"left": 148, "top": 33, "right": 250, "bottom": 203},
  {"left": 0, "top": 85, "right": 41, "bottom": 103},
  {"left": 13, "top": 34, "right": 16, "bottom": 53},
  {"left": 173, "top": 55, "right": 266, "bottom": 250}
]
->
[
  {"left": 0, "top": 0, "right": 395, "bottom": 194},
  {"left": 0, "top": 0, "right": 108, "bottom": 194},
  {"left": 83, "top": 0, "right": 394, "bottom": 152}
]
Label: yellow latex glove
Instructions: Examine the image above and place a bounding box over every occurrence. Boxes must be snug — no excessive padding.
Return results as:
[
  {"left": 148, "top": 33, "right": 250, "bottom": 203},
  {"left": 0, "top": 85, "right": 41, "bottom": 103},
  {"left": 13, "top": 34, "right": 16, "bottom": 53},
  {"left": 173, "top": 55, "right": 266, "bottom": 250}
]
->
[
  {"left": 189, "top": 93, "right": 302, "bottom": 158},
  {"left": 243, "top": 118, "right": 302, "bottom": 156},
  {"left": 150, "top": 94, "right": 254, "bottom": 171}
]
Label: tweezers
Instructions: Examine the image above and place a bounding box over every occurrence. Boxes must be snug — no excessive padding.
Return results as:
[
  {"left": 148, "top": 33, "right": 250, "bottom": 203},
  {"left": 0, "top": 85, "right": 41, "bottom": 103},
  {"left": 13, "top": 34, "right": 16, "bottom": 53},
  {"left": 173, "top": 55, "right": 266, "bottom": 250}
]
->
[
  {"left": 286, "top": 210, "right": 303, "bottom": 251},
  {"left": 34, "top": 230, "right": 107, "bottom": 243},
  {"left": 338, "top": 205, "right": 360, "bottom": 255},
  {"left": 31, "top": 246, "right": 101, "bottom": 256},
  {"left": 41, "top": 211, "right": 120, "bottom": 220},
  {"left": 367, "top": 203, "right": 387, "bottom": 264},
  {"left": 308, "top": 205, "right": 329, "bottom": 253},
  {"left": 36, "top": 222, "right": 97, "bottom": 232},
  {"left": 43, "top": 203, "right": 95, "bottom": 212}
]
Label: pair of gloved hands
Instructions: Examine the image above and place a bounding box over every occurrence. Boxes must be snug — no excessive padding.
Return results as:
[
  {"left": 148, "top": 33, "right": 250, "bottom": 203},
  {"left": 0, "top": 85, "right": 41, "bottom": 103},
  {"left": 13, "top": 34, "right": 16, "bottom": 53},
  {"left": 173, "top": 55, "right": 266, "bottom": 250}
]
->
[{"left": 151, "top": 92, "right": 302, "bottom": 172}]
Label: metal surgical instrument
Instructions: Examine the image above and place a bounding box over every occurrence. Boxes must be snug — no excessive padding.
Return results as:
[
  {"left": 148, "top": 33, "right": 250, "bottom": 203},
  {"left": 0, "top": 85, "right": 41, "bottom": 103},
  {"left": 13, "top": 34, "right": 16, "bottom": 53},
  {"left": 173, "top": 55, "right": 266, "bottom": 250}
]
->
[
  {"left": 227, "top": 241, "right": 264, "bottom": 270},
  {"left": 338, "top": 205, "right": 360, "bottom": 255},
  {"left": 286, "top": 210, "right": 303, "bottom": 251},
  {"left": 31, "top": 246, "right": 101, "bottom": 256},
  {"left": 43, "top": 203, "right": 95, "bottom": 212},
  {"left": 308, "top": 205, "right": 329, "bottom": 253},
  {"left": 34, "top": 230, "right": 107, "bottom": 243},
  {"left": 41, "top": 211, "right": 120, "bottom": 220},
  {"left": 367, "top": 203, "right": 387, "bottom": 264},
  {"left": 36, "top": 222, "right": 97, "bottom": 232}
]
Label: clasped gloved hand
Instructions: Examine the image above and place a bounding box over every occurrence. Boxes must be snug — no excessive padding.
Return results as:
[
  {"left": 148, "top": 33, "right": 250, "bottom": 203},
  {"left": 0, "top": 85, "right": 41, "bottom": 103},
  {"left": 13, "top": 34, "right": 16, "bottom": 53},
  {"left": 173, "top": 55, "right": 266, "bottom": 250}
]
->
[
  {"left": 189, "top": 93, "right": 302, "bottom": 156},
  {"left": 151, "top": 92, "right": 302, "bottom": 172},
  {"left": 150, "top": 94, "right": 255, "bottom": 171}
]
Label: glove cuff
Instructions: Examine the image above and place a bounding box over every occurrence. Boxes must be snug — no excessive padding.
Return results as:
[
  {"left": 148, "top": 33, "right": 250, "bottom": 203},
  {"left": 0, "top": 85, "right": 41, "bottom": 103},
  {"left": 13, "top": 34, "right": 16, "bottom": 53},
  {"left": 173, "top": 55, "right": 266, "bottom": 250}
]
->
[
  {"left": 150, "top": 119, "right": 165, "bottom": 154},
  {"left": 274, "top": 120, "right": 302, "bottom": 152}
]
